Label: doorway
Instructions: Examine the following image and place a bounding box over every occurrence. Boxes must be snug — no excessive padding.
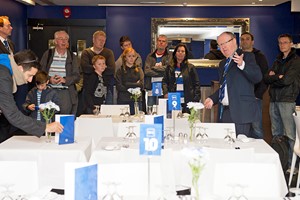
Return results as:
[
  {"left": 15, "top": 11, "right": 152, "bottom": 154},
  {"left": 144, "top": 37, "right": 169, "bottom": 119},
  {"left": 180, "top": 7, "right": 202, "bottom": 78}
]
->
[{"left": 27, "top": 18, "right": 106, "bottom": 59}]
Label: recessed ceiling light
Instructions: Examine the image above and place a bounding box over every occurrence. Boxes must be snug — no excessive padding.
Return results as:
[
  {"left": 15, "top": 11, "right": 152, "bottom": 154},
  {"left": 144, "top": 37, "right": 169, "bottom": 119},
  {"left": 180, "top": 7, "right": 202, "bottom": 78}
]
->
[
  {"left": 252, "top": 2, "right": 256, "bottom": 4},
  {"left": 259, "top": 0, "right": 263, "bottom": 1}
]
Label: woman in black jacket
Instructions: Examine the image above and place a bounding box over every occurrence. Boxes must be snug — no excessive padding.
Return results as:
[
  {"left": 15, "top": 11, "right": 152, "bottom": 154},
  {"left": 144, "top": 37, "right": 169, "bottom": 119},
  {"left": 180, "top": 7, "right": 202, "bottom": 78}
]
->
[{"left": 162, "top": 43, "right": 201, "bottom": 113}]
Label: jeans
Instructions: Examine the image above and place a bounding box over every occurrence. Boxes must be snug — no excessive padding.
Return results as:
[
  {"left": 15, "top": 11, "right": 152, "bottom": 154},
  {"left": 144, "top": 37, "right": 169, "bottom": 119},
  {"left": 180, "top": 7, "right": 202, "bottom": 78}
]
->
[
  {"left": 105, "top": 85, "right": 114, "bottom": 105},
  {"left": 250, "top": 99, "right": 264, "bottom": 139},
  {"left": 270, "top": 101, "right": 296, "bottom": 166}
]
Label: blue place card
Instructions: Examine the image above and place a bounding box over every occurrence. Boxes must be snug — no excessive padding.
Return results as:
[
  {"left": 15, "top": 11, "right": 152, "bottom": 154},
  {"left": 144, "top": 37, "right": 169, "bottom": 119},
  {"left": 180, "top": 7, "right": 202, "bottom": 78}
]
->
[
  {"left": 139, "top": 124, "right": 162, "bottom": 156},
  {"left": 75, "top": 164, "right": 98, "bottom": 200},
  {"left": 168, "top": 92, "right": 181, "bottom": 111},
  {"left": 152, "top": 82, "right": 162, "bottom": 96},
  {"left": 55, "top": 115, "right": 75, "bottom": 145}
]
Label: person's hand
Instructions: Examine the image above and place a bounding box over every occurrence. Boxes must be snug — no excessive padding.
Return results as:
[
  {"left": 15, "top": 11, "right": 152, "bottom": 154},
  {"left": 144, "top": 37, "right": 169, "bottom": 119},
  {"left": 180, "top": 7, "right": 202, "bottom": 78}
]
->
[
  {"left": 56, "top": 76, "right": 66, "bottom": 84},
  {"left": 155, "top": 62, "right": 162, "bottom": 67},
  {"left": 269, "top": 71, "right": 275, "bottom": 76},
  {"left": 50, "top": 75, "right": 60, "bottom": 84},
  {"left": 279, "top": 75, "right": 284, "bottom": 79},
  {"left": 204, "top": 98, "right": 214, "bottom": 109},
  {"left": 232, "top": 52, "right": 244, "bottom": 66},
  {"left": 27, "top": 104, "right": 35, "bottom": 111},
  {"left": 46, "top": 122, "right": 64, "bottom": 133}
]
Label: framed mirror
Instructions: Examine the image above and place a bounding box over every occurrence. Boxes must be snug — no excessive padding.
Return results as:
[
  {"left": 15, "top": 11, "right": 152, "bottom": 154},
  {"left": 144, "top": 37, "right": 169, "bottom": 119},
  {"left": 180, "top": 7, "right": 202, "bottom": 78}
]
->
[{"left": 151, "top": 18, "right": 250, "bottom": 58}]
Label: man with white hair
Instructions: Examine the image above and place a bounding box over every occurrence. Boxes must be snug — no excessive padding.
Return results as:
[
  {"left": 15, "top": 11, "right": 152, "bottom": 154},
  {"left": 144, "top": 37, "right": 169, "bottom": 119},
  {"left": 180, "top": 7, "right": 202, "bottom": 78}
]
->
[{"left": 40, "top": 30, "right": 80, "bottom": 115}]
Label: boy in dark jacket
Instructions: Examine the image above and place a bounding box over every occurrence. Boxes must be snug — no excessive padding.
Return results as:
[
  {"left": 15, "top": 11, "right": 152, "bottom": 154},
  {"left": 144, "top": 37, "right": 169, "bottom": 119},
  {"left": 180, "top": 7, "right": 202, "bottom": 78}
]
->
[{"left": 23, "top": 71, "right": 60, "bottom": 122}]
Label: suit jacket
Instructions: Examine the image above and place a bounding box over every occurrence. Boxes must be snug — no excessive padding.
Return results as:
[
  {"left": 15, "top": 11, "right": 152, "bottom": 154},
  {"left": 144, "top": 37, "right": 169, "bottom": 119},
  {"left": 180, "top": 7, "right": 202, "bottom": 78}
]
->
[
  {"left": 0, "top": 64, "right": 45, "bottom": 139},
  {"left": 209, "top": 49, "right": 262, "bottom": 124},
  {"left": 0, "top": 39, "right": 14, "bottom": 54}
]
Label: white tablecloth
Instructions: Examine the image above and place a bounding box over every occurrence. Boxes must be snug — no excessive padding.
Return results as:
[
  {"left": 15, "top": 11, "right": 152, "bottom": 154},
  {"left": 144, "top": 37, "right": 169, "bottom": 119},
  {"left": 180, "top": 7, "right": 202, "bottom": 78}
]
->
[
  {"left": 0, "top": 136, "right": 92, "bottom": 189},
  {"left": 90, "top": 137, "right": 288, "bottom": 199}
]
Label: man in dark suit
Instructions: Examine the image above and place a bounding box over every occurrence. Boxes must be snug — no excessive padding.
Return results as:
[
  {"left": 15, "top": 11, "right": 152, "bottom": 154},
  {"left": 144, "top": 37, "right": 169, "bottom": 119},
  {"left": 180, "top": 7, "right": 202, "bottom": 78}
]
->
[
  {"left": 0, "top": 16, "right": 14, "bottom": 139},
  {"left": 204, "top": 31, "right": 262, "bottom": 136}
]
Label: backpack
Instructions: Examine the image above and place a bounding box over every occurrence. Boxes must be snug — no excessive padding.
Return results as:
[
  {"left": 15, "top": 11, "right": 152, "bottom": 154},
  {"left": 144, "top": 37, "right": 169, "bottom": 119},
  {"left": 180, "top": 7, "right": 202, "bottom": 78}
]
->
[{"left": 271, "top": 135, "right": 290, "bottom": 172}]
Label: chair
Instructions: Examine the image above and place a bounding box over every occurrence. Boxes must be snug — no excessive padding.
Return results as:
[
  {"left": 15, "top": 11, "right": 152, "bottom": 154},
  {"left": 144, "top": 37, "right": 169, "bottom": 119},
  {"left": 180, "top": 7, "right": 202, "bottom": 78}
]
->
[
  {"left": 75, "top": 116, "right": 114, "bottom": 148},
  {"left": 100, "top": 104, "right": 129, "bottom": 115},
  {"left": 288, "top": 111, "right": 300, "bottom": 191}
]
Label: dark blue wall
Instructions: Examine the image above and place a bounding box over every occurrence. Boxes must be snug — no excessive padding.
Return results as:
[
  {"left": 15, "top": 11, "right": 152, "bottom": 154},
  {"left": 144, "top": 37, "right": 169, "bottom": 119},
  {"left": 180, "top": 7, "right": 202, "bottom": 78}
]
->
[
  {"left": 2, "top": 0, "right": 300, "bottom": 66},
  {"left": 0, "top": 0, "right": 27, "bottom": 51}
]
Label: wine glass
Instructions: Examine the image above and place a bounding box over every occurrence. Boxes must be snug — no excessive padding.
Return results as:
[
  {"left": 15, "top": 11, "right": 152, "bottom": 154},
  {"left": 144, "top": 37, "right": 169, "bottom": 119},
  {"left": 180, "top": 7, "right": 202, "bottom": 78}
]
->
[
  {"left": 125, "top": 126, "right": 136, "bottom": 141},
  {"left": 124, "top": 107, "right": 130, "bottom": 117},
  {"left": 152, "top": 105, "right": 157, "bottom": 115},
  {"left": 147, "top": 106, "right": 153, "bottom": 115},
  {"left": 224, "top": 128, "right": 233, "bottom": 142},
  {"left": 111, "top": 182, "right": 123, "bottom": 200},
  {"left": 93, "top": 105, "right": 100, "bottom": 116},
  {"left": 119, "top": 107, "right": 125, "bottom": 118},
  {"left": 0, "top": 183, "right": 14, "bottom": 200}
]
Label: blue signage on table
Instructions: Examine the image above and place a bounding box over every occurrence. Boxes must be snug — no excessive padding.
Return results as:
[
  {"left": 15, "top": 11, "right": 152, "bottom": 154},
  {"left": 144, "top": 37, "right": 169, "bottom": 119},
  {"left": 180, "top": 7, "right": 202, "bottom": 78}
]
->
[
  {"left": 153, "top": 115, "right": 164, "bottom": 146},
  {"left": 75, "top": 164, "right": 98, "bottom": 200},
  {"left": 168, "top": 92, "right": 181, "bottom": 111},
  {"left": 152, "top": 82, "right": 162, "bottom": 96},
  {"left": 57, "top": 115, "right": 75, "bottom": 145},
  {"left": 139, "top": 124, "right": 162, "bottom": 156}
]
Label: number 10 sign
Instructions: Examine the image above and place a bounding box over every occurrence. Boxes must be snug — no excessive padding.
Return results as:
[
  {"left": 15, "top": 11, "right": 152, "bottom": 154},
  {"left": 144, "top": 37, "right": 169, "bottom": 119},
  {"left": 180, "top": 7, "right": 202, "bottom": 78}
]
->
[{"left": 139, "top": 124, "right": 162, "bottom": 156}]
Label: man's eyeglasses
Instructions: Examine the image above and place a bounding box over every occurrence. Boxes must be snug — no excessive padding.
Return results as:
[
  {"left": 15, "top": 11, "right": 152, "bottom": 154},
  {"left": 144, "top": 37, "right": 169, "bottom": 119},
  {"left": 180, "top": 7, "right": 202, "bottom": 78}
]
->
[
  {"left": 278, "top": 41, "right": 291, "bottom": 45},
  {"left": 56, "top": 37, "right": 69, "bottom": 41},
  {"left": 218, "top": 38, "right": 234, "bottom": 47}
]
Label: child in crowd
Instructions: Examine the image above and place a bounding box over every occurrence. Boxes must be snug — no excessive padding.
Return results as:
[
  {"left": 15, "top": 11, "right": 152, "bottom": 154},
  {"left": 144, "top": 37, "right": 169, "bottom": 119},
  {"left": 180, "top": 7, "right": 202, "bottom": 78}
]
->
[
  {"left": 23, "top": 70, "right": 60, "bottom": 122},
  {"left": 83, "top": 55, "right": 107, "bottom": 114},
  {"left": 115, "top": 47, "right": 144, "bottom": 115}
]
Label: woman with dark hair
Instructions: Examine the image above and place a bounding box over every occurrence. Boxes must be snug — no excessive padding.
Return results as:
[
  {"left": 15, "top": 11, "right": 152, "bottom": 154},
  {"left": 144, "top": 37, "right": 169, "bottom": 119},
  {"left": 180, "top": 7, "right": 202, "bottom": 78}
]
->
[{"left": 162, "top": 43, "right": 201, "bottom": 113}]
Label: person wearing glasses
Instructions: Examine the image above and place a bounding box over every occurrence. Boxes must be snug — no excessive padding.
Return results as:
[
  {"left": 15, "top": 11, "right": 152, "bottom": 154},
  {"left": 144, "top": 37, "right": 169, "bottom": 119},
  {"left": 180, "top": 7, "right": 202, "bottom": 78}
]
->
[
  {"left": 204, "top": 31, "right": 262, "bottom": 136},
  {"left": 40, "top": 30, "right": 80, "bottom": 115},
  {"left": 264, "top": 33, "right": 300, "bottom": 167},
  {"left": 0, "top": 50, "right": 63, "bottom": 143}
]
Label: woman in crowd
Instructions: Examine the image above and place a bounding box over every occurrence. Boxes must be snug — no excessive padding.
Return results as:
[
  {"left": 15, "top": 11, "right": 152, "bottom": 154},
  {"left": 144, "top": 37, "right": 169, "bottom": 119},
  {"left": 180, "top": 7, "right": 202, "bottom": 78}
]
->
[
  {"left": 115, "top": 48, "right": 144, "bottom": 115},
  {"left": 162, "top": 43, "right": 201, "bottom": 113}
]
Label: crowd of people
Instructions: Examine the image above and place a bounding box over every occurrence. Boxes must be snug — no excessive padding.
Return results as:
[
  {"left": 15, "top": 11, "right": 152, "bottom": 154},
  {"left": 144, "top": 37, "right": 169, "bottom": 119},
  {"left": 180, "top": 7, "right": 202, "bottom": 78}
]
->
[{"left": 1, "top": 15, "right": 300, "bottom": 171}]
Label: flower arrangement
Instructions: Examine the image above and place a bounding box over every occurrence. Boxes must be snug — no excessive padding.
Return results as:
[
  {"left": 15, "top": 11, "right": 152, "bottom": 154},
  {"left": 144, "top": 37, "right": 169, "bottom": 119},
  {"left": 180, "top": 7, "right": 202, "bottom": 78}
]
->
[
  {"left": 182, "top": 147, "right": 206, "bottom": 200},
  {"left": 187, "top": 102, "right": 204, "bottom": 141},
  {"left": 39, "top": 101, "right": 60, "bottom": 123},
  {"left": 128, "top": 87, "right": 141, "bottom": 102}
]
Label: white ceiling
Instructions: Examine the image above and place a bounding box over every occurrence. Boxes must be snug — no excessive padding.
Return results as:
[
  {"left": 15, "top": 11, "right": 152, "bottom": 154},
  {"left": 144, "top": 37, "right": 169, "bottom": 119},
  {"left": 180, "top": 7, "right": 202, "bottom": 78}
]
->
[{"left": 30, "top": 0, "right": 290, "bottom": 6}]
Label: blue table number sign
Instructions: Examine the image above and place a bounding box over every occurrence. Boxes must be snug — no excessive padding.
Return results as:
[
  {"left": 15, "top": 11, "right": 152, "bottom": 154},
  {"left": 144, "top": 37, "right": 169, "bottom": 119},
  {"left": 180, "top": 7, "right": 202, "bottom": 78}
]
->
[
  {"left": 152, "top": 82, "right": 162, "bottom": 96},
  {"left": 168, "top": 92, "right": 181, "bottom": 111},
  {"left": 139, "top": 124, "right": 162, "bottom": 156}
]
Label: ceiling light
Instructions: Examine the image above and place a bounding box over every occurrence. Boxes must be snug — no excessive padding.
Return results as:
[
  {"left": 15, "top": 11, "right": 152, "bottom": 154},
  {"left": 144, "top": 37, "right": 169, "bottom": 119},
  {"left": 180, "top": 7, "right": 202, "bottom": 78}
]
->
[
  {"left": 252, "top": 2, "right": 256, "bottom": 4},
  {"left": 259, "top": 0, "right": 263, "bottom": 1},
  {"left": 139, "top": 1, "right": 165, "bottom": 4},
  {"left": 182, "top": 2, "right": 188, "bottom": 6},
  {"left": 16, "top": 0, "right": 35, "bottom": 5}
]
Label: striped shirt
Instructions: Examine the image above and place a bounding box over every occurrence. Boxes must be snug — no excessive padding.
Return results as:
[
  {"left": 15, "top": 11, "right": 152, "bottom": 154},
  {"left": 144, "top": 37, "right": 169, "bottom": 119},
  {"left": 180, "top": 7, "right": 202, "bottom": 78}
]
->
[
  {"left": 36, "top": 90, "right": 42, "bottom": 120},
  {"left": 49, "top": 50, "right": 67, "bottom": 86}
]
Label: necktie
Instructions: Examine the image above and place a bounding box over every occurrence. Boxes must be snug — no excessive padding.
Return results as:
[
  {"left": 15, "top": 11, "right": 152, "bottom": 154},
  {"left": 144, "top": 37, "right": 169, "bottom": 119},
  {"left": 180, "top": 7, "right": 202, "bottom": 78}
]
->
[
  {"left": 3, "top": 40, "right": 9, "bottom": 51},
  {"left": 219, "top": 58, "right": 231, "bottom": 103}
]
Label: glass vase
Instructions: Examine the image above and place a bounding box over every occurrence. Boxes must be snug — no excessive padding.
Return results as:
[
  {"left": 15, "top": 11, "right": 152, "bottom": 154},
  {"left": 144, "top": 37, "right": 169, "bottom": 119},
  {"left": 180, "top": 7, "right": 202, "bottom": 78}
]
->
[
  {"left": 134, "top": 101, "right": 139, "bottom": 116},
  {"left": 189, "top": 123, "right": 195, "bottom": 142},
  {"left": 45, "top": 119, "right": 52, "bottom": 143}
]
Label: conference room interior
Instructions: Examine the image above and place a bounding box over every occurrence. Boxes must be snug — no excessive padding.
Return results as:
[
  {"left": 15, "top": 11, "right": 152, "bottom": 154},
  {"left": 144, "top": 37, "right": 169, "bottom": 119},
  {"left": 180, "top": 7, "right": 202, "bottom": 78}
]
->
[{"left": 1, "top": 0, "right": 300, "bottom": 198}]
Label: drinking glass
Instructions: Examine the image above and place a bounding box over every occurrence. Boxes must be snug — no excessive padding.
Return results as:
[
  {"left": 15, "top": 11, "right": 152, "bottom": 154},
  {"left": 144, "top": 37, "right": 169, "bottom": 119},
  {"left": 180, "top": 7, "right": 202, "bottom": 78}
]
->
[
  {"left": 227, "top": 184, "right": 248, "bottom": 200},
  {"left": 0, "top": 183, "right": 14, "bottom": 200},
  {"left": 152, "top": 105, "right": 157, "bottom": 115},
  {"left": 93, "top": 105, "right": 101, "bottom": 115},
  {"left": 124, "top": 107, "right": 130, "bottom": 117},
  {"left": 119, "top": 108, "right": 125, "bottom": 118},
  {"left": 125, "top": 126, "right": 136, "bottom": 140},
  {"left": 224, "top": 128, "right": 233, "bottom": 142},
  {"left": 147, "top": 106, "right": 153, "bottom": 115}
]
